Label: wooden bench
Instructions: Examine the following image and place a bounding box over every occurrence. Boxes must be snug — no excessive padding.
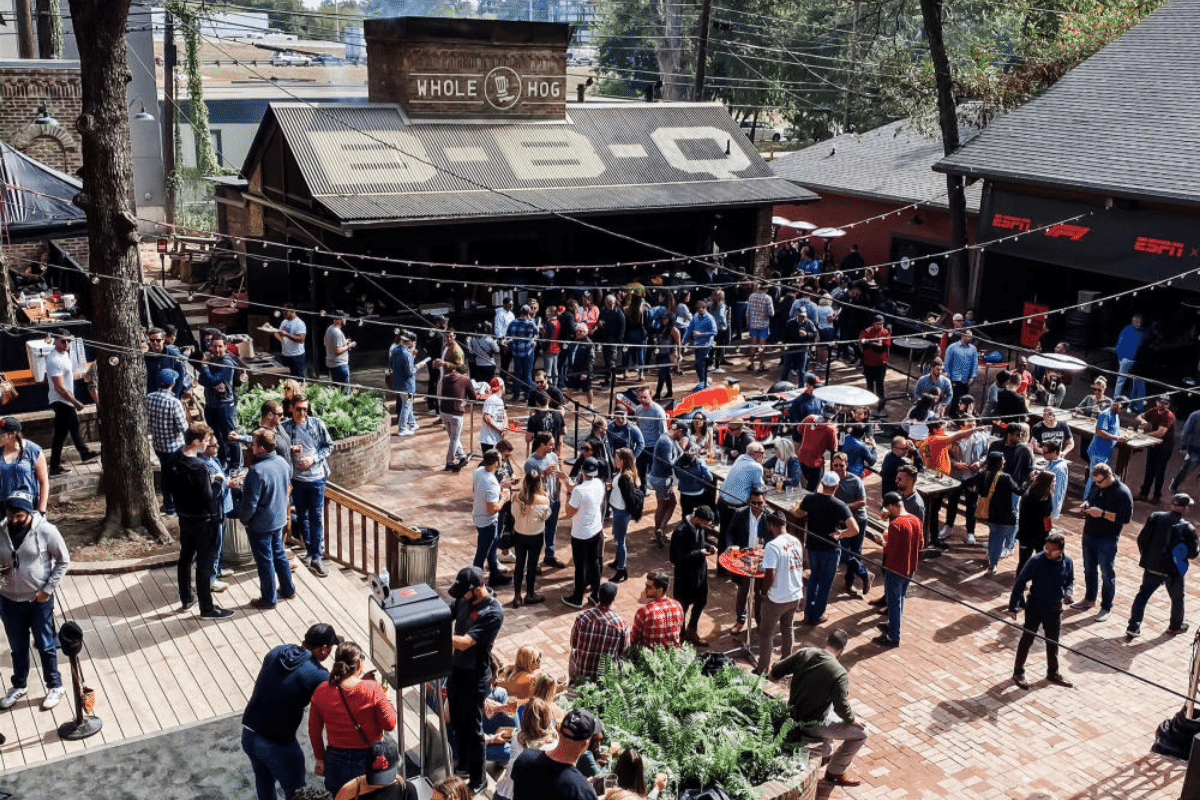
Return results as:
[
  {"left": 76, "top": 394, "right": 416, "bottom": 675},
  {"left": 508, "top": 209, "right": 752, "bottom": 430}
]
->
[{"left": 168, "top": 235, "right": 219, "bottom": 284}]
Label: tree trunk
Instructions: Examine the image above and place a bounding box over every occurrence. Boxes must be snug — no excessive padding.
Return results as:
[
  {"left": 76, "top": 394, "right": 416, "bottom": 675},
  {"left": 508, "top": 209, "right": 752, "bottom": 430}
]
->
[
  {"left": 920, "top": 0, "right": 970, "bottom": 312},
  {"left": 650, "top": 0, "right": 687, "bottom": 101},
  {"left": 67, "top": 0, "right": 171, "bottom": 543}
]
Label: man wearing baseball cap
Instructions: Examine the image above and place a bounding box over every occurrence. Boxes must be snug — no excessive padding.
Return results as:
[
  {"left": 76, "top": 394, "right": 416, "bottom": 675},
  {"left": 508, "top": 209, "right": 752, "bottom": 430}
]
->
[
  {"left": 447, "top": 566, "right": 504, "bottom": 795},
  {"left": 389, "top": 331, "right": 419, "bottom": 436},
  {"left": 324, "top": 310, "right": 356, "bottom": 386},
  {"left": 796, "top": 472, "right": 857, "bottom": 626},
  {"left": 0, "top": 491, "right": 69, "bottom": 711},
  {"left": 241, "top": 623, "right": 340, "bottom": 800},
  {"left": 1127, "top": 493, "right": 1198, "bottom": 638},
  {"left": 480, "top": 377, "right": 508, "bottom": 454},
  {"left": 511, "top": 707, "right": 603, "bottom": 800}
]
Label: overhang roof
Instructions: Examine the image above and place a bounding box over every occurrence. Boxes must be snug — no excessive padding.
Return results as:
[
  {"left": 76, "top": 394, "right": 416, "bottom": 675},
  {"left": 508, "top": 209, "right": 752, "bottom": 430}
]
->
[
  {"left": 243, "top": 101, "right": 816, "bottom": 227},
  {"left": 0, "top": 142, "right": 86, "bottom": 239},
  {"left": 934, "top": 0, "right": 1200, "bottom": 205},
  {"left": 772, "top": 118, "right": 982, "bottom": 213}
]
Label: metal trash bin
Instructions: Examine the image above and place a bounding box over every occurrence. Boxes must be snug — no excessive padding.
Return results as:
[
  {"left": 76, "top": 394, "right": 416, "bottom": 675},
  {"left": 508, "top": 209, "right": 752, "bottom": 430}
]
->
[{"left": 392, "top": 526, "right": 439, "bottom": 589}]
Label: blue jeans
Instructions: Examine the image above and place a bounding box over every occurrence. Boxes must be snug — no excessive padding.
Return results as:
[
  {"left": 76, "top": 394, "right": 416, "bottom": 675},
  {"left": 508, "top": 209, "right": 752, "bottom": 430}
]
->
[
  {"left": 512, "top": 354, "right": 534, "bottom": 400},
  {"left": 211, "top": 518, "right": 226, "bottom": 579},
  {"left": 1172, "top": 447, "right": 1200, "bottom": 493},
  {"left": 694, "top": 346, "right": 710, "bottom": 386},
  {"left": 323, "top": 745, "right": 368, "bottom": 795},
  {"left": 1128, "top": 570, "right": 1186, "bottom": 631},
  {"left": 293, "top": 479, "right": 327, "bottom": 564},
  {"left": 987, "top": 523, "right": 1016, "bottom": 567},
  {"left": 733, "top": 300, "right": 748, "bottom": 339},
  {"left": 804, "top": 548, "right": 840, "bottom": 623},
  {"left": 612, "top": 507, "right": 632, "bottom": 570},
  {"left": 242, "top": 727, "right": 306, "bottom": 800},
  {"left": 840, "top": 528, "right": 868, "bottom": 579},
  {"left": 396, "top": 392, "right": 416, "bottom": 429},
  {"left": 544, "top": 499, "right": 561, "bottom": 558},
  {"left": 1114, "top": 358, "right": 1145, "bottom": 412},
  {"left": 280, "top": 353, "right": 306, "bottom": 379},
  {"left": 0, "top": 595, "right": 60, "bottom": 690},
  {"left": 623, "top": 330, "right": 646, "bottom": 369},
  {"left": 1081, "top": 535, "right": 1118, "bottom": 611},
  {"left": 249, "top": 527, "right": 295, "bottom": 604},
  {"left": 781, "top": 350, "right": 808, "bottom": 382},
  {"left": 474, "top": 522, "right": 500, "bottom": 572},
  {"left": 884, "top": 570, "right": 911, "bottom": 643},
  {"left": 204, "top": 402, "right": 241, "bottom": 472},
  {"left": 1083, "top": 452, "right": 1111, "bottom": 497},
  {"left": 328, "top": 364, "right": 350, "bottom": 386}
]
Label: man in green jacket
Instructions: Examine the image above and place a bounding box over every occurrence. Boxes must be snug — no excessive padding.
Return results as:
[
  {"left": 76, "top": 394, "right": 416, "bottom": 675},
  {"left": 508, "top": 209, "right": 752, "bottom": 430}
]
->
[{"left": 769, "top": 628, "right": 867, "bottom": 787}]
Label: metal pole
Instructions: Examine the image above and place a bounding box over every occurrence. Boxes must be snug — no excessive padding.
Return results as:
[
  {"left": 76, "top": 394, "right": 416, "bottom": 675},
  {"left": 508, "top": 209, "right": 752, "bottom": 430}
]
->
[{"left": 15, "top": 0, "right": 34, "bottom": 58}]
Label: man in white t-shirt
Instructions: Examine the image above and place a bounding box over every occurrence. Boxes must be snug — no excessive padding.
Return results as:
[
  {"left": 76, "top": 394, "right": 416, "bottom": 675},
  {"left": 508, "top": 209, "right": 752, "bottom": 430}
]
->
[
  {"left": 471, "top": 450, "right": 511, "bottom": 587},
  {"left": 480, "top": 378, "right": 508, "bottom": 453},
  {"left": 756, "top": 511, "right": 805, "bottom": 675},
  {"left": 45, "top": 330, "right": 98, "bottom": 476},
  {"left": 275, "top": 305, "right": 307, "bottom": 379},
  {"left": 563, "top": 457, "right": 605, "bottom": 608},
  {"left": 323, "top": 310, "right": 355, "bottom": 386}
]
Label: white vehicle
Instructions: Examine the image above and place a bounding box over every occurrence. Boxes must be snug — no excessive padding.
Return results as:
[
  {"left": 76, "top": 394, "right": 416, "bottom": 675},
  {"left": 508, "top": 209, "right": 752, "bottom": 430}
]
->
[
  {"left": 739, "top": 120, "right": 784, "bottom": 143},
  {"left": 270, "top": 51, "right": 311, "bottom": 67}
]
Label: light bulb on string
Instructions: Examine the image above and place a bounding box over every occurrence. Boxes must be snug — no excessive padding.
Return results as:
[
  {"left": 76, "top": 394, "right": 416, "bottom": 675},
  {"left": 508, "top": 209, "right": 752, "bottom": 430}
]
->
[
  {"left": 91, "top": 276, "right": 100, "bottom": 285},
  {"left": 108, "top": 356, "right": 119, "bottom": 366},
  {"left": 274, "top": 310, "right": 281, "bottom": 318},
  {"left": 319, "top": 310, "right": 326, "bottom": 317}
]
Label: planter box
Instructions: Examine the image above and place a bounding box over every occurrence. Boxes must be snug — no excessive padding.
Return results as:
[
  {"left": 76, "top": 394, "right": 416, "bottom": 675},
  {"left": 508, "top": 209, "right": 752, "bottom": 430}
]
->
[
  {"left": 758, "top": 767, "right": 818, "bottom": 800},
  {"left": 326, "top": 422, "right": 391, "bottom": 488}
]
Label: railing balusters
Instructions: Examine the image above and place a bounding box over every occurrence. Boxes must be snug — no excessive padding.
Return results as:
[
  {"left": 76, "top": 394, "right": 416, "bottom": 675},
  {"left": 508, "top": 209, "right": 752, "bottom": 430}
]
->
[{"left": 321, "top": 482, "right": 420, "bottom": 579}]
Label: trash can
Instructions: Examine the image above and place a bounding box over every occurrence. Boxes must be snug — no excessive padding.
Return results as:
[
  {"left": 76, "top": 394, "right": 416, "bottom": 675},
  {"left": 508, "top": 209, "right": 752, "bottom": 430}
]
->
[{"left": 392, "top": 526, "right": 439, "bottom": 589}]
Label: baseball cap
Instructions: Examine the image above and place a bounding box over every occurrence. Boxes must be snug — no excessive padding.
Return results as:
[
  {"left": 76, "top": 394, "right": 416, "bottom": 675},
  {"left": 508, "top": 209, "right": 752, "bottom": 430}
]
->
[
  {"left": 1172, "top": 493, "right": 1193, "bottom": 508},
  {"left": 490, "top": 377, "right": 505, "bottom": 393},
  {"left": 303, "top": 623, "right": 343, "bottom": 649},
  {"left": 0, "top": 417, "right": 22, "bottom": 433},
  {"left": 364, "top": 738, "right": 400, "bottom": 786},
  {"left": 803, "top": 372, "right": 822, "bottom": 386},
  {"left": 1113, "top": 395, "right": 1131, "bottom": 405},
  {"left": 158, "top": 368, "right": 179, "bottom": 389},
  {"left": 519, "top": 304, "right": 531, "bottom": 314},
  {"left": 4, "top": 491, "right": 35, "bottom": 513},
  {"left": 448, "top": 566, "right": 485, "bottom": 599},
  {"left": 400, "top": 330, "right": 416, "bottom": 343},
  {"left": 561, "top": 708, "right": 604, "bottom": 741},
  {"left": 873, "top": 314, "right": 885, "bottom": 323},
  {"left": 821, "top": 471, "right": 840, "bottom": 487},
  {"left": 795, "top": 306, "right": 808, "bottom": 316},
  {"left": 581, "top": 457, "right": 600, "bottom": 476},
  {"left": 597, "top": 582, "right": 619, "bottom": 606}
]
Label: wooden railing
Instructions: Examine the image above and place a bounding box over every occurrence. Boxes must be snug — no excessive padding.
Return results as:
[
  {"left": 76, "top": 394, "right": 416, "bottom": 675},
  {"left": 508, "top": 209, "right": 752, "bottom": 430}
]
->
[{"left": 322, "top": 481, "right": 420, "bottom": 580}]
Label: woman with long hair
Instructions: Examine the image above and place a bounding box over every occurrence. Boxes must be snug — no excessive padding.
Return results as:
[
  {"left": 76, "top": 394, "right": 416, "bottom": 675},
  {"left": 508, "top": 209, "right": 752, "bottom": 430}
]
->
[
  {"left": 1016, "top": 470, "right": 1056, "bottom": 575},
  {"left": 608, "top": 447, "right": 639, "bottom": 583},
  {"left": 492, "top": 697, "right": 559, "bottom": 800},
  {"left": 612, "top": 747, "right": 668, "bottom": 799},
  {"left": 687, "top": 412, "right": 714, "bottom": 457},
  {"left": 622, "top": 290, "right": 649, "bottom": 380},
  {"left": 979, "top": 451, "right": 1020, "bottom": 576},
  {"left": 510, "top": 470, "right": 551, "bottom": 608},
  {"left": 524, "top": 673, "right": 567, "bottom": 725},
  {"left": 0, "top": 418, "right": 48, "bottom": 511},
  {"left": 496, "top": 645, "right": 543, "bottom": 701},
  {"left": 763, "top": 436, "right": 801, "bottom": 489},
  {"left": 309, "top": 642, "right": 398, "bottom": 794}
]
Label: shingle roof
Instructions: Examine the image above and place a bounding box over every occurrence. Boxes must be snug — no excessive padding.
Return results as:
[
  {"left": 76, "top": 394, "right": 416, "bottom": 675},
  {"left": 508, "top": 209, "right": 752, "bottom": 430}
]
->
[
  {"left": 934, "top": 0, "right": 1200, "bottom": 204},
  {"left": 250, "top": 102, "right": 816, "bottom": 227},
  {"left": 770, "top": 119, "right": 982, "bottom": 213}
]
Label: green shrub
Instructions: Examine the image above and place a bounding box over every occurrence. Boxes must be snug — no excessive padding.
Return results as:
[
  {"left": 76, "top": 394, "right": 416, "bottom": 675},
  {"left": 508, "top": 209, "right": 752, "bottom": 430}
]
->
[
  {"left": 236, "top": 383, "right": 387, "bottom": 441},
  {"left": 571, "top": 646, "right": 810, "bottom": 800}
]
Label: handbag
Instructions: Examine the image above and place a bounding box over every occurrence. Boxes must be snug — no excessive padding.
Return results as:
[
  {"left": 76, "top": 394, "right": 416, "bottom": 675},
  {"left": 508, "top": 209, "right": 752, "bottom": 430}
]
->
[
  {"left": 0, "top": 373, "right": 17, "bottom": 406},
  {"left": 975, "top": 471, "right": 1003, "bottom": 521},
  {"left": 338, "top": 686, "right": 374, "bottom": 746}
]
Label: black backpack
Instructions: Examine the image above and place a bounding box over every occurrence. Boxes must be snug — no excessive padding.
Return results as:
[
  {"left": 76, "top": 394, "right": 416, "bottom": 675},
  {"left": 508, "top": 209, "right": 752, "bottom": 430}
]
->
[{"left": 619, "top": 473, "right": 646, "bottom": 522}]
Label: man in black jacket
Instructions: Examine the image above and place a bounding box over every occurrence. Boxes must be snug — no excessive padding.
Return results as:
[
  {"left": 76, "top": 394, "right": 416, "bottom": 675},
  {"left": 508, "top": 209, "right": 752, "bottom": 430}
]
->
[
  {"left": 724, "top": 488, "right": 769, "bottom": 633},
  {"left": 172, "top": 423, "right": 234, "bottom": 620},
  {"left": 1009, "top": 532, "right": 1074, "bottom": 689},
  {"left": 670, "top": 505, "right": 717, "bottom": 647},
  {"left": 1126, "top": 493, "right": 1198, "bottom": 637}
]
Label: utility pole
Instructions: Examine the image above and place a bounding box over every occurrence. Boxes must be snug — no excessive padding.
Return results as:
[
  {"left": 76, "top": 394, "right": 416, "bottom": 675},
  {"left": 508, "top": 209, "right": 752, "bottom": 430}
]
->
[
  {"left": 694, "top": 0, "right": 713, "bottom": 101},
  {"left": 16, "top": 0, "right": 35, "bottom": 58},
  {"left": 36, "top": 0, "right": 54, "bottom": 59},
  {"left": 162, "top": 9, "right": 177, "bottom": 226}
]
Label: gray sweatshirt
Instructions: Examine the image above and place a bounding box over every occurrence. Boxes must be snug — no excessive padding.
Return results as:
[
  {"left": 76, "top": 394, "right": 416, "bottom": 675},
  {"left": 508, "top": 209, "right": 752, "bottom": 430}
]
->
[{"left": 0, "top": 514, "right": 70, "bottom": 602}]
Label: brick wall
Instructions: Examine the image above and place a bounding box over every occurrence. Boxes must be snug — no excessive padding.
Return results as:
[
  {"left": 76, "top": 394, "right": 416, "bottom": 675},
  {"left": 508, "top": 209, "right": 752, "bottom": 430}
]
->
[
  {"left": 3, "top": 235, "right": 89, "bottom": 273},
  {"left": 0, "top": 62, "right": 83, "bottom": 176},
  {"left": 327, "top": 423, "right": 391, "bottom": 488}
]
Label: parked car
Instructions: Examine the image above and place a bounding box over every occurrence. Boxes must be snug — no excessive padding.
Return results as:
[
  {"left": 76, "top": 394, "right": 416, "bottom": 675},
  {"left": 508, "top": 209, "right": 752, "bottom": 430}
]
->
[
  {"left": 270, "top": 51, "right": 311, "bottom": 67},
  {"left": 312, "top": 53, "right": 346, "bottom": 66},
  {"left": 739, "top": 120, "right": 784, "bottom": 143}
]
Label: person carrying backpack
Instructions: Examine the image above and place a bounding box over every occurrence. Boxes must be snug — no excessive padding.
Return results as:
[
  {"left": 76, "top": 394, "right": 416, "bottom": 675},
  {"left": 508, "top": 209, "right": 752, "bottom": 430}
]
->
[{"left": 1126, "top": 493, "right": 1198, "bottom": 638}]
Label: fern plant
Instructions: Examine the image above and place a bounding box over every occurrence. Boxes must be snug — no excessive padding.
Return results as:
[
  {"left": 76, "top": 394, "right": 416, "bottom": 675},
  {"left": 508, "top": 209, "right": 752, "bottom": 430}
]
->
[
  {"left": 237, "top": 384, "right": 387, "bottom": 441},
  {"left": 571, "top": 646, "right": 810, "bottom": 800}
]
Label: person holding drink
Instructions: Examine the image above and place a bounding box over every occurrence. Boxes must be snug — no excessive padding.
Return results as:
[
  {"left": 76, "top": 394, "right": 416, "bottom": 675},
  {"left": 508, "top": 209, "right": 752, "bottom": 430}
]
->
[
  {"left": 281, "top": 395, "right": 335, "bottom": 578},
  {"left": 796, "top": 473, "right": 857, "bottom": 626}
]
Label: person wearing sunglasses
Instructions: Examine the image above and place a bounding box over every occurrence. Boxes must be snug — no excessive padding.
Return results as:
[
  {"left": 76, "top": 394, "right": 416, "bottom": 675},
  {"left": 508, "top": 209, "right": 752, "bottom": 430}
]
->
[{"left": 281, "top": 395, "right": 335, "bottom": 578}]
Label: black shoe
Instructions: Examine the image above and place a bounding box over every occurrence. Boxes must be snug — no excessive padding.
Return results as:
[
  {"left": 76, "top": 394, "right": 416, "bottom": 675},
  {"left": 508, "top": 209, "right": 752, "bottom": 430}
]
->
[
  {"left": 1168, "top": 624, "right": 1189, "bottom": 635},
  {"left": 562, "top": 595, "right": 585, "bottom": 609},
  {"left": 524, "top": 592, "right": 546, "bottom": 605},
  {"left": 310, "top": 560, "right": 329, "bottom": 578},
  {"left": 81, "top": 451, "right": 101, "bottom": 463},
  {"left": 200, "top": 607, "right": 235, "bottom": 620},
  {"left": 1012, "top": 673, "right": 1030, "bottom": 690},
  {"left": 871, "top": 634, "right": 899, "bottom": 648},
  {"left": 488, "top": 573, "right": 513, "bottom": 587},
  {"left": 607, "top": 560, "right": 619, "bottom": 569},
  {"left": 1047, "top": 673, "right": 1074, "bottom": 688},
  {"left": 50, "top": 465, "right": 71, "bottom": 476},
  {"left": 543, "top": 556, "right": 567, "bottom": 569},
  {"left": 250, "top": 598, "right": 277, "bottom": 610},
  {"left": 179, "top": 600, "right": 194, "bottom": 612},
  {"left": 611, "top": 569, "right": 628, "bottom": 583}
]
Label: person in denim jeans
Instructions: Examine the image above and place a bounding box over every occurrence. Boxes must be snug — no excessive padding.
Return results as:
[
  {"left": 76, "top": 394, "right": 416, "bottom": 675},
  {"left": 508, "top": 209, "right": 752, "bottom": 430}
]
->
[
  {"left": 608, "top": 448, "right": 640, "bottom": 584},
  {"left": 979, "top": 452, "right": 1019, "bottom": 575},
  {"left": 240, "top": 429, "right": 295, "bottom": 609},
  {"left": 524, "top": 433, "right": 565, "bottom": 569},
  {"left": 1170, "top": 408, "right": 1200, "bottom": 494},
  {"left": 472, "top": 451, "right": 513, "bottom": 588},
  {"left": 868, "top": 492, "right": 922, "bottom": 647},
  {"left": 797, "top": 473, "right": 857, "bottom": 625},
  {"left": 282, "top": 395, "right": 334, "bottom": 578},
  {"left": 1113, "top": 314, "right": 1146, "bottom": 412},
  {"left": 1075, "top": 463, "right": 1133, "bottom": 621},
  {"left": 197, "top": 333, "right": 244, "bottom": 472},
  {"left": 323, "top": 312, "right": 355, "bottom": 386}
]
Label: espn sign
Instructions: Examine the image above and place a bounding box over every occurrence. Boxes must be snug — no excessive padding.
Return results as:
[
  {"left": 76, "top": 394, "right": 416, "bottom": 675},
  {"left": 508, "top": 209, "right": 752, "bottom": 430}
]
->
[
  {"left": 1133, "top": 236, "right": 1184, "bottom": 257},
  {"left": 992, "top": 214, "right": 1031, "bottom": 232}
]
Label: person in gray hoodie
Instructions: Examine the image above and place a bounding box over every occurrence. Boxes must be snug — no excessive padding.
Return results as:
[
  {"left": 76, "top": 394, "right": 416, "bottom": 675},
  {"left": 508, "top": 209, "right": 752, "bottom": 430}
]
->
[
  {"left": 0, "top": 490, "right": 69, "bottom": 711},
  {"left": 242, "top": 623, "right": 341, "bottom": 800},
  {"left": 239, "top": 428, "right": 294, "bottom": 610}
]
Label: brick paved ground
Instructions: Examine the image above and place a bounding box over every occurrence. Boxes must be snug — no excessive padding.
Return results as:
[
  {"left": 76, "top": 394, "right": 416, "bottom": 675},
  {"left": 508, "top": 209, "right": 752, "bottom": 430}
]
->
[{"left": 353, "top": 353, "right": 1196, "bottom": 799}]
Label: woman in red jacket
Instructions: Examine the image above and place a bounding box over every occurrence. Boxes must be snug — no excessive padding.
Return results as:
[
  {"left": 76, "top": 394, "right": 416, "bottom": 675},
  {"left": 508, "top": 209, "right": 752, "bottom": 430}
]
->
[{"left": 310, "top": 642, "right": 398, "bottom": 793}]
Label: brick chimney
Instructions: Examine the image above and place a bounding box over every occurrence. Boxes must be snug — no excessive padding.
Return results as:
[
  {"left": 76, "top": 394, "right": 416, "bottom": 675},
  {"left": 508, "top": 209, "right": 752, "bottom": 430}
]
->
[{"left": 364, "top": 17, "right": 570, "bottom": 121}]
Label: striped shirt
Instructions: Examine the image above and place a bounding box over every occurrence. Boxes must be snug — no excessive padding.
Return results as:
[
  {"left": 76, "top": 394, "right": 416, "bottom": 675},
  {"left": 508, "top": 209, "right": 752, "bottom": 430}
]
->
[
  {"left": 746, "top": 291, "right": 775, "bottom": 330},
  {"left": 506, "top": 316, "right": 539, "bottom": 358}
]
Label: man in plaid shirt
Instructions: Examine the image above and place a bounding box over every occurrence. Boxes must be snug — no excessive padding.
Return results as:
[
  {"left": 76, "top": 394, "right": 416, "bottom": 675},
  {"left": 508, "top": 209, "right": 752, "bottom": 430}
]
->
[
  {"left": 146, "top": 368, "right": 188, "bottom": 516},
  {"left": 506, "top": 305, "right": 539, "bottom": 403},
  {"left": 745, "top": 283, "right": 775, "bottom": 373},
  {"left": 569, "top": 582, "right": 630, "bottom": 684},
  {"left": 631, "top": 570, "right": 683, "bottom": 649}
]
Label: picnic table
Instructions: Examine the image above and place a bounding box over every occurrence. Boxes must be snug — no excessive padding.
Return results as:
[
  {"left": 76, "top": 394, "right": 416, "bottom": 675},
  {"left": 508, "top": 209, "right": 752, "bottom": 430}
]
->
[{"left": 1028, "top": 403, "right": 1161, "bottom": 483}]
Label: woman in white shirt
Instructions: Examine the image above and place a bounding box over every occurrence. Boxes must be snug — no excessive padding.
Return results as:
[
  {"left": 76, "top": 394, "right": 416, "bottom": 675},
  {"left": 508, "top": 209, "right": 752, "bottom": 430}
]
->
[{"left": 510, "top": 471, "right": 551, "bottom": 609}]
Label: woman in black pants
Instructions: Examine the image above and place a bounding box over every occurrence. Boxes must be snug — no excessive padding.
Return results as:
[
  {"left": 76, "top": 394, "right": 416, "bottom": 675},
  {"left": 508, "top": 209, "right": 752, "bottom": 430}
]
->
[{"left": 509, "top": 471, "right": 550, "bottom": 609}]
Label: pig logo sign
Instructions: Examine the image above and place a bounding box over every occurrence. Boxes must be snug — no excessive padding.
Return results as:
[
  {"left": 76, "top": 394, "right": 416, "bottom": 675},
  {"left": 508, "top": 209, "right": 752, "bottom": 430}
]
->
[{"left": 485, "top": 66, "right": 522, "bottom": 111}]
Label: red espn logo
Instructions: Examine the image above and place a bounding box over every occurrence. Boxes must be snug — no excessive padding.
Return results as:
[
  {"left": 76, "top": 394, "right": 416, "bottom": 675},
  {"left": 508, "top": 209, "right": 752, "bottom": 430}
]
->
[
  {"left": 1134, "top": 237, "right": 1184, "bottom": 257},
  {"left": 993, "top": 214, "right": 1031, "bottom": 232},
  {"left": 1044, "top": 224, "right": 1090, "bottom": 241}
]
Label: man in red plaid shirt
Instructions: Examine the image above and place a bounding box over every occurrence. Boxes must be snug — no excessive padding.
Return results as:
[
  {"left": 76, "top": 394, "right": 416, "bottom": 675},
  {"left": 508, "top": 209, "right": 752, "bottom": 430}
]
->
[
  {"left": 569, "top": 582, "right": 630, "bottom": 684},
  {"left": 631, "top": 570, "right": 684, "bottom": 649}
]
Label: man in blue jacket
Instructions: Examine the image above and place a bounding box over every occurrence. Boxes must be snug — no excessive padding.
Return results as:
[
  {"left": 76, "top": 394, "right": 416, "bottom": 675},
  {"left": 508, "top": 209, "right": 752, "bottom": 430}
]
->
[
  {"left": 197, "top": 333, "right": 244, "bottom": 472},
  {"left": 241, "top": 623, "right": 340, "bottom": 800},
  {"left": 1009, "top": 532, "right": 1074, "bottom": 690},
  {"left": 240, "top": 428, "right": 294, "bottom": 609},
  {"left": 390, "top": 331, "right": 418, "bottom": 436}
]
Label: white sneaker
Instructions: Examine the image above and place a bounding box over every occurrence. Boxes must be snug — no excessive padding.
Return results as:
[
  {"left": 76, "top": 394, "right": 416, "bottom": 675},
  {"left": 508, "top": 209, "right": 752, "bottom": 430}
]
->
[
  {"left": 210, "top": 580, "right": 229, "bottom": 593},
  {"left": 0, "top": 687, "right": 26, "bottom": 709},
  {"left": 41, "top": 686, "right": 66, "bottom": 710},
  {"left": 1096, "top": 609, "right": 1111, "bottom": 622},
  {"left": 219, "top": 568, "right": 234, "bottom": 578},
  {"left": 398, "top": 428, "right": 416, "bottom": 437},
  {"left": 497, "top": 549, "right": 516, "bottom": 564},
  {"left": 965, "top": 533, "right": 977, "bottom": 546},
  {"left": 937, "top": 525, "right": 953, "bottom": 542}
]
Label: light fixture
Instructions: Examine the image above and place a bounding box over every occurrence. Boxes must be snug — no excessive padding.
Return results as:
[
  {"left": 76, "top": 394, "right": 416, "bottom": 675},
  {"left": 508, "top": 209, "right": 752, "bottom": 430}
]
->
[
  {"left": 34, "top": 99, "right": 58, "bottom": 127},
  {"left": 129, "top": 98, "right": 155, "bottom": 123}
]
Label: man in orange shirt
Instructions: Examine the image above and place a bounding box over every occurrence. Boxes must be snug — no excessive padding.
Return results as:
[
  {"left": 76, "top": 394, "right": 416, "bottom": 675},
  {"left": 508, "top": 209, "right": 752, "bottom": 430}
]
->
[
  {"left": 921, "top": 419, "right": 978, "bottom": 549},
  {"left": 868, "top": 492, "right": 923, "bottom": 647}
]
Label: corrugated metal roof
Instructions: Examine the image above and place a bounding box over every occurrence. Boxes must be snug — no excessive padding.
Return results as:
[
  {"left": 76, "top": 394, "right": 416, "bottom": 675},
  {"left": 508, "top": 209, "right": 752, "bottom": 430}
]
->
[
  {"left": 255, "top": 102, "right": 816, "bottom": 225},
  {"left": 935, "top": 0, "right": 1200, "bottom": 205},
  {"left": 771, "top": 118, "right": 983, "bottom": 213}
]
